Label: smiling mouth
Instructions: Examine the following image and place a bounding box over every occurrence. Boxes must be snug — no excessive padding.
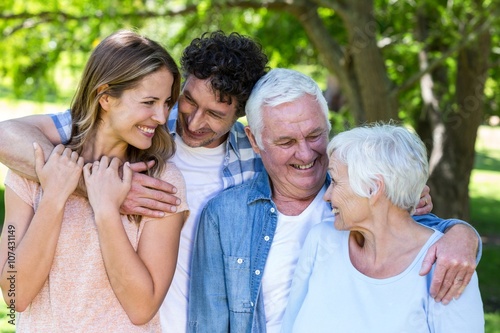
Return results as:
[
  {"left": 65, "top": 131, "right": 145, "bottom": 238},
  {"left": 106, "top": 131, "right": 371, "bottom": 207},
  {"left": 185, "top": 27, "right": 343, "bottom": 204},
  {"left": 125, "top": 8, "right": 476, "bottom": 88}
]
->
[
  {"left": 332, "top": 207, "right": 339, "bottom": 215},
  {"left": 137, "top": 126, "right": 155, "bottom": 134},
  {"left": 291, "top": 161, "right": 315, "bottom": 170}
]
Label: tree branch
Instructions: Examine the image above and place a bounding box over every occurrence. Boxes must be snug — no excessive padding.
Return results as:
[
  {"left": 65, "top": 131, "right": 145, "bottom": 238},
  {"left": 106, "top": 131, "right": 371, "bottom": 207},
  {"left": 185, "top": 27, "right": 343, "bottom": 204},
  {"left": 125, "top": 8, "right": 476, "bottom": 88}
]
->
[
  {"left": 1, "top": 6, "right": 199, "bottom": 37},
  {"left": 393, "top": 18, "right": 493, "bottom": 97}
]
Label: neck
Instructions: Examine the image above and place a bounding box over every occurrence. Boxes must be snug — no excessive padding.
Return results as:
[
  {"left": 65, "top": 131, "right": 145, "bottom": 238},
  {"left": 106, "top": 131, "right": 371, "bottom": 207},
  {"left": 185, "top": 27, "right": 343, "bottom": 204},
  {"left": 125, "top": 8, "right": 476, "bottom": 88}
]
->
[
  {"left": 349, "top": 207, "right": 433, "bottom": 278},
  {"left": 81, "top": 130, "right": 128, "bottom": 163},
  {"left": 272, "top": 184, "right": 323, "bottom": 216}
]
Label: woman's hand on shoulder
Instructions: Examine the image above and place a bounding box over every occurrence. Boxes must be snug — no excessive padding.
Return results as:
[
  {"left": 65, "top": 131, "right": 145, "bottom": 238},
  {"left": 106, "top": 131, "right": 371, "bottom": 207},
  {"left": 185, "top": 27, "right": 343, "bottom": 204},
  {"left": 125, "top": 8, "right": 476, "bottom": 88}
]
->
[
  {"left": 84, "top": 157, "right": 133, "bottom": 214},
  {"left": 34, "top": 143, "right": 84, "bottom": 202}
]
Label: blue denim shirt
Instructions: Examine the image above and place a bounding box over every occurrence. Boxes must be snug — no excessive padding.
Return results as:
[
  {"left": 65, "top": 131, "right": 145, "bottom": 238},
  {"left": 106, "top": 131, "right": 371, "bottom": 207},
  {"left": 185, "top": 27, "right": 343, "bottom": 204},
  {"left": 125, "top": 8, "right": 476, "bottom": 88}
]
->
[{"left": 187, "top": 170, "right": 481, "bottom": 333}]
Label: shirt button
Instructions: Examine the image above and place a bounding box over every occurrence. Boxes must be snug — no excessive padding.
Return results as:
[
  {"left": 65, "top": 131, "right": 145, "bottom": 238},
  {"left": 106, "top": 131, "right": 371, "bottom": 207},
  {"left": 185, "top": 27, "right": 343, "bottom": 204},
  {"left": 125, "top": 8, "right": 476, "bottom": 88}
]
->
[
  {"left": 270, "top": 208, "right": 275, "bottom": 213},
  {"left": 255, "top": 270, "right": 261, "bottom": 275},
  {"left": 237, "top": 258, "right": 244, "bottom": 264},
  {"left": 264, "top": 236, "right": 270, "bottom": 241}
]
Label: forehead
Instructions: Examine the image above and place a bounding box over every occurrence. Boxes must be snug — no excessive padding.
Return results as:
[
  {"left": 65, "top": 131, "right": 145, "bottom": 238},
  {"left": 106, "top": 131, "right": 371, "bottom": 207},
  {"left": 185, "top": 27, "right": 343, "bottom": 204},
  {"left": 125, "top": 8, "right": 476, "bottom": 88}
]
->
[
  {"left": 131, "top": 68, "right": 173, "bottom": 96},
  {"left": 262, "top": 94, "right": 328, "bottom": 138},
  {"left": 328, "top": 155, "right": 347, "bottom": 174},
  {"left": 183, "top": 75, "right": 237, "bottom": 111}
]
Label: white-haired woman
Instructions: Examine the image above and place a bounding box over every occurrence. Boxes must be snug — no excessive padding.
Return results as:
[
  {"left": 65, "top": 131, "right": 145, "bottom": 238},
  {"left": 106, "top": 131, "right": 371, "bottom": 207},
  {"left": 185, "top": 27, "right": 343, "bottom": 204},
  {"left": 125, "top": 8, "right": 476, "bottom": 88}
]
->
[{"left": 281, "top": 123, "right": 484, "bottom": 332}]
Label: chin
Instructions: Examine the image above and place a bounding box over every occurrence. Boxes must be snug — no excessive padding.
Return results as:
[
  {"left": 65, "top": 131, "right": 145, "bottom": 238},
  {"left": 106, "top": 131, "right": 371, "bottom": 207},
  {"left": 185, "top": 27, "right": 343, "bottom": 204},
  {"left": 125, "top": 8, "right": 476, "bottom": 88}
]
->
[{"left": 333, "top": 220, "right": 346, "bottom": 231}]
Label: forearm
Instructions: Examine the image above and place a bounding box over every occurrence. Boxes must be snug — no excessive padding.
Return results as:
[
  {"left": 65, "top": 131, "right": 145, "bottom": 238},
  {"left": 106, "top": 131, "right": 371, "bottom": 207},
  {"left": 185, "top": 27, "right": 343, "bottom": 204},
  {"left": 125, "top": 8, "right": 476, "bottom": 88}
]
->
[
  {"left": 0, "top": 196, "right": 65, "bottom": 311},
  {"left": 95, "top": 211, "right": 165, "bottom": 325},
  {"left": 0, "top": 119, "right": 56, "bottom": 181},
  {"left": 413, "top": 214, "right": 482, "bottom": 262}
]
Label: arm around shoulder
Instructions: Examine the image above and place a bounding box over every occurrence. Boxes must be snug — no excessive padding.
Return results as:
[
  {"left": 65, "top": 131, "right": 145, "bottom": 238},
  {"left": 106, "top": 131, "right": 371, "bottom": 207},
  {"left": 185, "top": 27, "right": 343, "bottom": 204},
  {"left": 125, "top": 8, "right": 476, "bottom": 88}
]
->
[{"left": 0, "top": 114, "right": 62, "bottom": 181}]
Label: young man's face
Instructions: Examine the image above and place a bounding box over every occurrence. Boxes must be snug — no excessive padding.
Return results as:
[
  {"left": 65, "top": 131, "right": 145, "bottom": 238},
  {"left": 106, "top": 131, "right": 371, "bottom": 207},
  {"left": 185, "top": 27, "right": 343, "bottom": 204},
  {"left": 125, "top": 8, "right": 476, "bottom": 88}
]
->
[{"left": 176, "top": 76, "right": 238, "bottom": 148}]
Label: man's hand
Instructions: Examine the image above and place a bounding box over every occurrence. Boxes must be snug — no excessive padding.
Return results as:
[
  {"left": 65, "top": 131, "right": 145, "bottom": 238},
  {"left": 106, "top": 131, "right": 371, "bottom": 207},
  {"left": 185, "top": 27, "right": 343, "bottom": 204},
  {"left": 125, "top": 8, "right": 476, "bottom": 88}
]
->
[
  {"left": 414, "top": 185, "right": 433, "bottom": 215},
  {"left": 119, "top": 160, "right": 181, "bottom": 218},
  {"left": 419, "top": 224, "right": 478, "bottom": 304}
]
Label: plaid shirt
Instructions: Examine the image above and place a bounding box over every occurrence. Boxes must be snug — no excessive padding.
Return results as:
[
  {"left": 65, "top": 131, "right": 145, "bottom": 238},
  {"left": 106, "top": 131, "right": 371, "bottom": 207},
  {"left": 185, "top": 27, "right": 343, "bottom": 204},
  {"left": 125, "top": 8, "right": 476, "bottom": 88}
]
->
[{"left": 51, "top": 106, "right": 263, "bottom": 189}]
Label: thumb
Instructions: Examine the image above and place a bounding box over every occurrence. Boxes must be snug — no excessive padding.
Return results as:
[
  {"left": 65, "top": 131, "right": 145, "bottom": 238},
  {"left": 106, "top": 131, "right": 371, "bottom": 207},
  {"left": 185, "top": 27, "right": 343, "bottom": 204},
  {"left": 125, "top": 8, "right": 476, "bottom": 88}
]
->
[
  {"left": 123, "top": 162, "right": 133, "bottom": 185},
  {"left": 419, "top": 243, "right": 437, "bottom": 276},
  {"left": 33, "top": 142, "right": 46, "bottom": 176},
  {"left": 128, "top": 160, "right": 156, "bottom": 173}
]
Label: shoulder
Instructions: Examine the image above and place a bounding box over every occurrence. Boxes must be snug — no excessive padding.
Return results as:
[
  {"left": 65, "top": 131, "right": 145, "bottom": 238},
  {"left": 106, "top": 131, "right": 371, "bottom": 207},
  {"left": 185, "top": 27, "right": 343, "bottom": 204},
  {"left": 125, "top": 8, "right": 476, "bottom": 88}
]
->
[
  {"left": 206, "top": 179, "right": 253, "bottom": 207},
  {"left": 4, "top": 170, "right": 41, "bottom": 205},
  {"left": 159, "top": 162, "right": 189, "bottom": 213},
  {"left": 230, "top": 121, "right": 247, "bottom": 135},
  {"left": 309, "top": 219, "right": 338, "bottom": 239},
  {"left": 304, "top": 220, "right": 344, "bottom": 253}
]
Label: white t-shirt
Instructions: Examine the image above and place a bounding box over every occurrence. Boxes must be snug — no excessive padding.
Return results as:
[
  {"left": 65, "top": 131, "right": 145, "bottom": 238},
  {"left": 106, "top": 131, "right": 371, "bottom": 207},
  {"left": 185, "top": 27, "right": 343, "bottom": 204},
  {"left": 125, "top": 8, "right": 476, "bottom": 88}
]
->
[
  {"left": 159, "top": 135, "right": 225, "bottom": 332},
  {"left": 261, "top": 185, "right": 331, "bottom": 333}
]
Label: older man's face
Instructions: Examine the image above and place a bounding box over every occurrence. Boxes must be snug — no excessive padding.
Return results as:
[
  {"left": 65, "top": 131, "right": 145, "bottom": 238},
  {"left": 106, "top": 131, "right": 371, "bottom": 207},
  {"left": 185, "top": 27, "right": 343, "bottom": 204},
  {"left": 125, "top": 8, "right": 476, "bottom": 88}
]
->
[{"left": 249, "top": 94, "right": 330, "bottom": 200}]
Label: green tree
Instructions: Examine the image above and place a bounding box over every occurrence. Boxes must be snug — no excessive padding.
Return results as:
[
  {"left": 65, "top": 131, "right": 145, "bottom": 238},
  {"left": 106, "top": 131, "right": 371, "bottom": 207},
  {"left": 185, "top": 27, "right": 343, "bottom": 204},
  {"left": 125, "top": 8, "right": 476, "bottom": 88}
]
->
[{"left": 1, "top": 0, "right": 498, "bottom": 220}]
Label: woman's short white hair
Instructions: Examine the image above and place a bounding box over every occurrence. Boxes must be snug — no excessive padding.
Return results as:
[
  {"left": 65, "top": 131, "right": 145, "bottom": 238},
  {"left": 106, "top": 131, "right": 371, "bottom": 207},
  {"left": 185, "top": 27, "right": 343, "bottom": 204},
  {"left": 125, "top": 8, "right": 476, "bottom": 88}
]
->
[
  {"left": 328, "top": 123, "right": 429, "bottom": 214},
  {"left": 245, "top": 68, "right": 331, "bottom": 148}
]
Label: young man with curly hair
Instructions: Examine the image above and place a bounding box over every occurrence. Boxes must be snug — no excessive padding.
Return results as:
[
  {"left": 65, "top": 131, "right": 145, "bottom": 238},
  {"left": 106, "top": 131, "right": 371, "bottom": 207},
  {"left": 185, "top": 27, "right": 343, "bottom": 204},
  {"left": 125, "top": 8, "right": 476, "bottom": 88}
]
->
[{"left": 0, "top": 31, "right": 269, "bottom": 332}]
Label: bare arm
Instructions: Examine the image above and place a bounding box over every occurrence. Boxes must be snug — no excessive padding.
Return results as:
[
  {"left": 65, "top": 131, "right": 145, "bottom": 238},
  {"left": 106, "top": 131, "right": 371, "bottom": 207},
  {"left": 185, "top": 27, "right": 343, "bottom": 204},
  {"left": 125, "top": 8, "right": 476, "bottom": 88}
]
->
[
  {"left": 0, "top": 115, "right": 61, "bottom": 181},
  {"left": 84, "top": 157, "right": 185, "bottom": 324},
  {"left": 0, "top": 115, "right": 181, "bottom": 214},
  {"left": 0, "top": 144, "right": 83, "bottom": 310}
]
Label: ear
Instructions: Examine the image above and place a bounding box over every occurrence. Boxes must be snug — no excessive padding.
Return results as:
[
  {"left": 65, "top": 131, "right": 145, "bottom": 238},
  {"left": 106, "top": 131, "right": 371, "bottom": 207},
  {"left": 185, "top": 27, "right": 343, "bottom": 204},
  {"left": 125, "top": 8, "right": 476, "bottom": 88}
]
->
[
  {"left": 97, "top": 84, "right": 111, "bottom": 111},
  {"left": 368, "top": 176, "right": 385, "bottom": 205},
  {"left": 244, "top": 126, "right": 261, "bottom": 154}
]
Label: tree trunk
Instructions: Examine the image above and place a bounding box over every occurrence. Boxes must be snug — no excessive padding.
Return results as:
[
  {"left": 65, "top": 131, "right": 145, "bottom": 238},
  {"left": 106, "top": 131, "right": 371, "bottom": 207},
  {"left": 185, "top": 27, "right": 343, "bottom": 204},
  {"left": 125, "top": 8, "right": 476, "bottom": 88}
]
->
[
  {"left": 427, "top": 26, "right": 491, "bottom": 220},
  {"left": 343, "top": 0, "right": 398, "bottom": 122}
]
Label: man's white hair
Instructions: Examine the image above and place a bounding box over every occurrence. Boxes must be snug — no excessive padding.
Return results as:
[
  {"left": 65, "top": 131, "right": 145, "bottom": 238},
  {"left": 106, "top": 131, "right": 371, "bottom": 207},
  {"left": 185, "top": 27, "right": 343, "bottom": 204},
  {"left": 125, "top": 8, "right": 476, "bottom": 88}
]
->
[{"left": 245, "top": 68, "right": 331, "bottom": 148}]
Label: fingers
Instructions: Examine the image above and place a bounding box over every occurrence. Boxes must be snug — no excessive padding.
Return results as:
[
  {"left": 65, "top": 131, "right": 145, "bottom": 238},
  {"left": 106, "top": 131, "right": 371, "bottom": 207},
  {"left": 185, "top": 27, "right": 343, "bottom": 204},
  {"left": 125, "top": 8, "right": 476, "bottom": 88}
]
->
[
  {"left": 122, "top": 162, "right": 133, "bottom": 184},
  {"left": 132, "top": 171, "right": 178, "bottom": 196},
  {"left": 419, "top": 244, "right": 437, "bottom": 276},
  {"left": 434, "top": 263, "right": 475, "bottom": 304},
  {"left": 428, "top": 261, "right": 445, "bottom": 300},
  {"left": 128, "top": 160, "right": 156, "bottom": 172},
  {"left": 120, "top": 196, "right": 178, "bottom": 217},
  {"left": 415, "top": 193, "right": 433, "bottom": 215},
  {"left": 33, "top": 142, "right": 46, "bottom": 176}
]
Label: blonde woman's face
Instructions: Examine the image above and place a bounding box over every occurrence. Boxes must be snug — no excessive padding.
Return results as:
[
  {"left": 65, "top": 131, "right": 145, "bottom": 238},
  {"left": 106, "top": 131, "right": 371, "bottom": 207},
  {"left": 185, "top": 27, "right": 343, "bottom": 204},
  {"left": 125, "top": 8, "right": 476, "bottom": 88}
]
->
[{"left": 99, "top": 67, "right": 174, "bottom": 156}]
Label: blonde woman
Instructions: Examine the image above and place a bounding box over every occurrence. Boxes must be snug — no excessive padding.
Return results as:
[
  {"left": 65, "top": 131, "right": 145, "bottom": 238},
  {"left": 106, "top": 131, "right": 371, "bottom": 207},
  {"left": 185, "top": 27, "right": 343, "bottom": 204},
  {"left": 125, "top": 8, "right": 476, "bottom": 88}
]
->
[{"left": 0, "top": 30, "right": 188, "bottom": 332}]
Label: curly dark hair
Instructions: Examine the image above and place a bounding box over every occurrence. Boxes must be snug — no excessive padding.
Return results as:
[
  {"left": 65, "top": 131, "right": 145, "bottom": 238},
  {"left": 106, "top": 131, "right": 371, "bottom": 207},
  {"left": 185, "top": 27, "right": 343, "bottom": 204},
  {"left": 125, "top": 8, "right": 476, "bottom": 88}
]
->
[{"left": 181, "top": 31, "right": 269, "bottom": 118}]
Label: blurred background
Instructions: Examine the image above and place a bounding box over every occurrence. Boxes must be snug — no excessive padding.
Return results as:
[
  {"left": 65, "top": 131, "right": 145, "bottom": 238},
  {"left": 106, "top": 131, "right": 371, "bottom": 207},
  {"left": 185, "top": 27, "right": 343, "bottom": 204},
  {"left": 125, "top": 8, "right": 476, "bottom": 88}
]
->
[{"left": 0, "top": 0, "right": 499, "bottom": 331}]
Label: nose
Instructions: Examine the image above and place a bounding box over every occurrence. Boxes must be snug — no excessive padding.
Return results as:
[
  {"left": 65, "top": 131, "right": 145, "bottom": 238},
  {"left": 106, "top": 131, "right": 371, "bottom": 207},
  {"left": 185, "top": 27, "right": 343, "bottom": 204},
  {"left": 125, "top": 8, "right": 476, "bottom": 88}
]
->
[
  {"left": 186, "top": 108, "right": 206, "bottom": 132},
  {"left": 151, "top": 104, "right": 168, "bottom": 125},
  {"left": 323, "top": 184, "right": 332, "bottom": 202},
  {"left": 295, "top": 140, "right": 315, "bottom": 162}
]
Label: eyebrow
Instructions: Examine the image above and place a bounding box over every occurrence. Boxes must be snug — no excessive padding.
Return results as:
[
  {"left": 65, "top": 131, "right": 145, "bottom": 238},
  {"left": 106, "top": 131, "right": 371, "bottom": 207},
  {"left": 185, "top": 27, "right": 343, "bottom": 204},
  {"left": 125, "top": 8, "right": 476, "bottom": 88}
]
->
[
  {"left": 275, "top": 127, "right": 326, "bottom": 141},
  {"left": 183, "top": 90, "right": 230, "bottom": 118}
]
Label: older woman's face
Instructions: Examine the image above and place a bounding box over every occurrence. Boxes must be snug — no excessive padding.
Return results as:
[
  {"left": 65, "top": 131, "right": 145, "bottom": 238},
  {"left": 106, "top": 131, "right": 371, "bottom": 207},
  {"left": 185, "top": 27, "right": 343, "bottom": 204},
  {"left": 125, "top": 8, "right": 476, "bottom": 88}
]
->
[{"left": 323, "top": 155, "right": 368, "bottom": 230}]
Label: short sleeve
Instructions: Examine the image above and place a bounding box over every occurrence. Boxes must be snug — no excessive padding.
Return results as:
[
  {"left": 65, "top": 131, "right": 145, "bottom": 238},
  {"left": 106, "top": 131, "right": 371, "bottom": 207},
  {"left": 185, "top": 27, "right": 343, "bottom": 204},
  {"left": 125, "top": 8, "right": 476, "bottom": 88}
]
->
[
  {"left": 4, "top": 170, "right": 42, "bottom": 208},
  {"left": 50, "top": 110, "right": 72, "bottom": 144},
  {"left": 141, "top": 162, "right": 189, "bottom": 224}
]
